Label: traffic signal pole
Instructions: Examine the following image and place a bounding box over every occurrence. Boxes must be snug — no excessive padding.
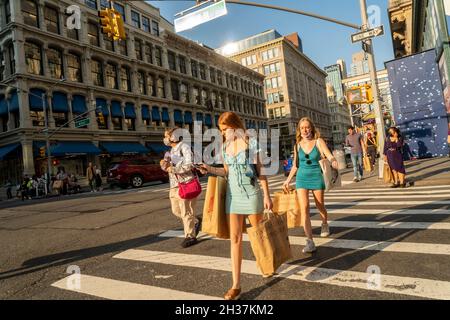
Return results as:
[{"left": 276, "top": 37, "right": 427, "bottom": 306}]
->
[{"left": 359, "top": 0, "right": 386, "bottom": 179}]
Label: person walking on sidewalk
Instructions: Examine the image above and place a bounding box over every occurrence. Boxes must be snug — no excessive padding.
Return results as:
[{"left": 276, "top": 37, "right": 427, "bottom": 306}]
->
[
  {"left": 345, "top": 126, "right": 365, "bottom": 182},
  {"left": 86, "top": 162, "right": 95, "bottom": 192},
  {"left": 94, "top": 167, "right": 102, "bottom": 192},
  {"left": 282, "top": 117, "right": 338, "bottom": 253},
  {"left": 5, "top": 179, "right": 13, "bottom": 199},
  {"left": 160, "top": 127, "right": 202, "bottom": 249},
  {"left": 384, "top": 127, "right": 407, "bottom": 188},
  {"left": 200, "top": 112, "right": 273, "bottom": 300}
]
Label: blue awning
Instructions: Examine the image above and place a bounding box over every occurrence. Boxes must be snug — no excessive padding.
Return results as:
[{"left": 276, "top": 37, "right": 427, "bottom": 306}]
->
[
  {"left": 174, "top": 109, "right": 183, "bottom": 124},
  {"left": 162, "top": 107, "right": 170, "bottom": 122},
  {"left": 152, "top": 106, "right": 160, "bottom": 121},
  {"left": 0, "top": 95, "right": 6, "bottom": 116},
  {"left": 196, "top": 113, "right": 203, "bottom": 122},
  {"left": 111, "top": 100, "right": 123, "bottom": 118},
  {"left": 205, "top": 114, "right": 212, "bottom": 126},
  {"left": 52, "top": 92, "right": 69, "bottom": 113},
  {"left": 72, "top": 95, "right": 87, "bottom": 114},
  {"left": 0, "top": 143, "right": 21, "bottom": 160},
  {"left": 184, "top": 111, "right": 193, "bottom": 124},
  {"left": 141, "top": 105, "right": 150, "bottom": 120},
  {"left": 215, "top": 114, "right": 219, "bottom": 127},
  {"left": 29, "top": 88, "right": 47, "bottom": 111},
  {"left": 96, "top": 98, "right": 109, "bottom": 116},
  {"left": 125, "top": 103, "right": 136, "bottom": 119},
  {"left": 46, "top": 141, "right": 101, "bottom": 157},
  {"left": 100, "top": 142, "right": 149, "bottom": 155},
  {"left": 9, "top": 89, "right": 18, "bottom": 112},
  {"left": 147, "top": 143, "right": 170, "bottom": 154}
]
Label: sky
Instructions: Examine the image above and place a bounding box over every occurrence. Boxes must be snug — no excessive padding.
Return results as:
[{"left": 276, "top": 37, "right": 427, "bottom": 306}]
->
[{"left": 147, "top": 0, "right": 396, "bottom": 71}]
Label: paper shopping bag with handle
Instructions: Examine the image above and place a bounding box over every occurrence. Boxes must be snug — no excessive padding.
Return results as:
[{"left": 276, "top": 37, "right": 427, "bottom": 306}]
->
[
  {"left": 383, "top": 163, "right": 394, "bottom": 184},
  {"left": 363, "top": 155, "right": 373, "bottom": 172},
  {"left": 201, "top": 176, "right": 230, "bottom": 239},
  {"left": 247, "top": 210, "right": 293, "bottom": 276},
  {"left": 272, "top": 189, "right": 301, "bottom": 228}
]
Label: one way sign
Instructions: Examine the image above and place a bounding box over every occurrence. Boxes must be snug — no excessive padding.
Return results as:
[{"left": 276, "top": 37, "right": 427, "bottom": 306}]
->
[{"left": 351, "top": 25, "right": 384, "bottom": 43}]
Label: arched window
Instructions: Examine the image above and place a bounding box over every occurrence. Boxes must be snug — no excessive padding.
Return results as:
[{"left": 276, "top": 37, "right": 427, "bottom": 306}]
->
[
  {"left": 67, "top": 52, "right": 82, "bottom": 82},
  {"left": 22, "top": 0, "right": 38, "bottom": 27},
  {"left": 106, "top": 63, "right": 118, "bottom": 89},
  {"left": 25, "top": 41, "right": 42, "bottom": 75},
  {"left": 47, "top": 47, "right": 63, "bottom": 79}
]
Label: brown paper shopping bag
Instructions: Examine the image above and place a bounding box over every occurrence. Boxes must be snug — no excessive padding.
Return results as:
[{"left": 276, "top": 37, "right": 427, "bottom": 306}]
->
[
  {"left": 273, "top": 189, "right": 301, "bottom": 228},
  {"left": 247, "top": 210, "right": 293, "bottom": 276},
  {"left": 363, "top": 155, "right": 373, "bottom": 172},
  {"left": 383, "top": 163, "right": 394, "bottom": 184},
  {"left": 201, "top": 176, "right": 230, "bottom": 239}
]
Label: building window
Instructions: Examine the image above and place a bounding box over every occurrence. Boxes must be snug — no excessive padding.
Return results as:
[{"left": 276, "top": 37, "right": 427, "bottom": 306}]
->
[
  {"left": 191, "top": 60, "right": 198, "bottom": 78},
  {"left": 91, "top": 59, "right": 103, "bottom": 86},
  {"left": 100, "top": 0, "right": 110, "bottom": 9},
  {"left": 201, "top": 89, "right": 207, "bottom": 106},
  {"left": 67, "top": 25, "right": 78, "bottom": 40},
  {"left": 138, "top": 71, "right": 146, "bottom": 94},
  {"left": 155, "top": 47, "right": 162, "bottom": 66},
  {"left": 125, "top": 118, "right": 135, "bottom": 131},
  {"left": 179, "top": 56, "right": 186, "bottom": 74},
  {"left": 44, "top": 6, "right": 59, "bottom": 34},
  {"left": 88, "top": 22, "right": 99, "bottom": 46},
  {"left": 211, "top": 91, "right": 217, "bottom": 108},
  {"left": 142, "top": 16, "right": 150, "bottom": 32},
  {"left": 8, "top": 43, "right": 15, "bottom": 75},
  {"left": 113, "top": 2, "right": 125, "bottom": 22},
  {"left": 157, "top": 77, "right": 165, "bottom": 98},
  {"left": 67, "top": 52, "right": 82, "bottom": 82},
  {"left": 25, "top": 42, "right": 42, "bottom": 75},
  {"left": 112, "top": 117, "right": 122, "bottom": 130},
  {"left": 47, "top": 47, "right": 63, "bottom": 79},
  {"left": 106, "top": 63, "right": 118, "bottom": 89},
  {"left": 135, "top": 39, "right": 143, "bottom": 60},
  {"left": 193, "top": 87, "right": 200, "bottom": 105},
  {"left": 145, "top": 43, "right": 153, "bottom": 64},
  {"left": 171, "top": 80, "right": 179, "bottom": 100},
  {"left": 118, "top": 40, "right": 127, "bottom": 56},
  {"left": 22, "top": 0, "right": 38, "bottom": 27},
  {"left": 131, "top": 10, "right": 140, "bottom": 28},
  {"left": 30, "top": 111, "right": 45, "bottom": 127},
  {"left": 152, "top": 20, "right": 159, "bottom": 36},
  {"left": 4, "top": 1, "right": 11, "bottom": 24},
  {"left": 120, "top": 66, "right": 131, "bottom": 92},
  {"left": 147, "top": 74, "right": 155, "bottom": 96},
  {"left": 85, "top": 0, "right": 97, "bottom": 9},
  {"left": 168, "top": 51, "right": 176, "bottom": 71},
  {"left": 210, "top": 67, "right": 216, "bottom": 83},
  {"left": 53, "top": 112, "right": 68, "bottom": 128},
  {"left": 103, "top": 34, "right": 114, "bottom": 51},
  {"left": 180, "top": 83, "right": 188, "bottom": 103},
  {"left": 199, "top": 64, "right": 206, "bottom": 80}
]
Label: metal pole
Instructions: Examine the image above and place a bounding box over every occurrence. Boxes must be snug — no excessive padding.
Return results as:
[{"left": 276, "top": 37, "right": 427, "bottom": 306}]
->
[
  {"left": 359, "top": 0, "right": 385, "bottom": 179},
  {"left": 43, "top": 92, "right": 52, "bottom": 193}
]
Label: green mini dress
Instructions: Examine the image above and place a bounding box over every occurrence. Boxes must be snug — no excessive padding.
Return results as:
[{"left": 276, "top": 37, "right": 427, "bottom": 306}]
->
[{"left": 295, "top": 143, "right": 325, "bottom": 191}]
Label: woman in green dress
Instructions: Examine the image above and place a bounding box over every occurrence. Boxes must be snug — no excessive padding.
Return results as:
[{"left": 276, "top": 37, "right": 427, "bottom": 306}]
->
[
  {"left": 200, "top": 112, "right": 273, "bottom": 300},
  {"left": 283, "top": 117, "right": 338, "bottom": 253}
]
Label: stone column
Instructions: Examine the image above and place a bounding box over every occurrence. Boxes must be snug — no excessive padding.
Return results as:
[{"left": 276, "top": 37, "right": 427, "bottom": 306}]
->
[
  {"left": 13, "top": 36, "right": 26, "bottom": 77},
  {"left": 186, "top": 57, "right": 192, "bottom": 76},
  {"left": 121, "top": 101, "right": 127, "bottom": 131},
  {"left": 82, "top": 50, "right": 91, "bottom": 85},
  {"left": 9, "top": 0, "right": 23, "bottom": 24},
  {"left": 37, "top": 1, "right": 45, "bottom": 30},
  {"left": 225, "top": 94, "right": 230, "bottom": 111},
  {"left": 46, "top": 92, "right": 55, "bottom": 128},
  {"left": 188, "top": 84, "right": 195, "bottom": 104},
  {"left": 168, "top": 108, "right": 175, "bottom": 128},
  {"left": 67, "top": 93, "right": 75, "bottom": 129},
  {"left": 21, "top": 140, "right": 35, "bottom": 176},
  {"left": 87, "top": 92, "right": 97, "bottom": 130},
  {"left": 17, "top": 80, "right": 31, "bottom": 129},
  {"left": 162, "top": 47, "right": 169, "bottom": 69},
  {"left": 62, "top": 49, "right": 70, "bottom": 82},
  {"left": 135, "top": 99, "right": 145, "bottom": 132},
  {"left": 42, "top": 43, "right": 49, "bottom": 77},
  {"left": 106, "top": 101, "right": 113, "bottom": 130},
  {"left": 164, "top": 77, "right": 172, "bottom": 100},
  {"left": 151, "top": 44, "right": 156, "bottom": 65}
]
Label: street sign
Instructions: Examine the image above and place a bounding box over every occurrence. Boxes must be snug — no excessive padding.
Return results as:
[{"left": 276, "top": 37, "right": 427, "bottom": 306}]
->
[
  {"left": 174, "top": 0, "right": 227, "bottom": 33},
  {"left": 351, "top": 25, "right": 384, "bottom": 43},
  {"left": 75, "top": 118, "right": 90, "bottom": 128}
]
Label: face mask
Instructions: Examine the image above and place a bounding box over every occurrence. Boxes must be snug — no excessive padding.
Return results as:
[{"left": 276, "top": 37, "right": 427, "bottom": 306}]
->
[
  {"left": 301, "top": 132, "right": 312, "bottom": 139},
  {"left": 163, "top": 137, "right": 171, "bottom": 146}
]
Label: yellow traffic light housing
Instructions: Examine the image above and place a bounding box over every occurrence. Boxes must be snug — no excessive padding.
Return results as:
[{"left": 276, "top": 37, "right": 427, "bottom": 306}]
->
[
  {"left": 112, "top": 9, "right": 126, "bottom": 40},
  {"left": 364, "top": 84, "right": 374, "bottom": 104},
  {"left": 39, "top": 146, "right": 46, "bottom": 158},
  {"left": 99, "top": 9, "right": 113, "bottom": 37},
  {"left": 99, "top": 8, "right": 126, "bottom": 41}
]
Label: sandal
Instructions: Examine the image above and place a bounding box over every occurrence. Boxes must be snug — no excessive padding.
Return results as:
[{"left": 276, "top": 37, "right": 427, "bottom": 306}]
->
[{"left": 224, "top": 288, "right": 241, "bottom": 300}]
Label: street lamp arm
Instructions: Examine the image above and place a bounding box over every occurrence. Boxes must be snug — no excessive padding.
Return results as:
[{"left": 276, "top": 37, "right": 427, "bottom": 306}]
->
[{"left": 225, "top": 0, "right": 361, "bottom": 30}]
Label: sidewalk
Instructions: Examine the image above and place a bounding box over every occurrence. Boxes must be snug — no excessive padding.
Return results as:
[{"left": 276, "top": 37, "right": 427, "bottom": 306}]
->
[{"left": 339, "top": 156, "right": 450, "bottom": 189}]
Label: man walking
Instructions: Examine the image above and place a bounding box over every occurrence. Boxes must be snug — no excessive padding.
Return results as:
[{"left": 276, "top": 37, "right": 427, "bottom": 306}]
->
[
  {"left": 346, "top": 126, "right": 365, "bottom": 182},
  {"left": 86, "top": 162, "right": 95, "bottom": 192}
]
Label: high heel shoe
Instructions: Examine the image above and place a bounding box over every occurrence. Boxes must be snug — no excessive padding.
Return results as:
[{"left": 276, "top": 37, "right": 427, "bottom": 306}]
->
[{"left": 224, "top": 288, "right": 241, "bottom": 300}]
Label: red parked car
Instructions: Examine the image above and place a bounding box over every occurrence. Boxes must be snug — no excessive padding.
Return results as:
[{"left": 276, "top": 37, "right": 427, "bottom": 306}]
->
[{"left": 107, "top": 158, "right": 169, "bottom": 188}]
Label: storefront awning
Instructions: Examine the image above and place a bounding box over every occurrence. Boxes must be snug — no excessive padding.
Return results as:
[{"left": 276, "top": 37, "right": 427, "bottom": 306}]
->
[
  {"left": 147, "top": 143, "right": 170, "bottom": 154},
  {"left": 50, "top": 141, "right": 101, "bottom": 156},
  {"left": 196, "top": 113, "right": 203, "bottom": 122},
  {"left": 162, "top": 107, "right": 170, "bottom": 122},
  {"left": 184, "top": 111, "right": 193, "bottom": 124},
  {"left": 141, "top": 105, "right": 150, "bottom": 120},
  {"left": 174, "top": 109, "right": 183, "bottom": 124},
  {"left": 72, "top": 95, "right": 87, "bottom": 114},
  {"left": 29, "top": 88, "right": 48, "bottom": 111},
  {"left": 111, "top": 100, "right": 123, "bottom": 118},
  {"left": 52, "top": 92, "right": 69, "bottom": 113},
  {"left": 0, "top": 143, "right": 20, "bottom": 160},
  {"left": 100, "top": 142, "right": 149, "bottom": 155},
  {"left": 152, "top": 106, "right": 160, "bottom": 121},
  {"left": 96, "top": 98, "right": 109, "bottom": 116},
  {"left": 125, "top": 103, "right": 136, "bottom": 119}
]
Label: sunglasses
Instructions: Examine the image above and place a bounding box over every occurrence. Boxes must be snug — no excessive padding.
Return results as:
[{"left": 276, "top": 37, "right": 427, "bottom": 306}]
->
[{"left": 305, "top": 154, "right": 312, "bottom": 165}]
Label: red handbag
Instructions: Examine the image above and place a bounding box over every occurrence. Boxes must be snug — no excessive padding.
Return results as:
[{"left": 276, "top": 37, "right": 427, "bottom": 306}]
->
[{"left": 177, "top": 173, "right": 202, "bottom": 200}]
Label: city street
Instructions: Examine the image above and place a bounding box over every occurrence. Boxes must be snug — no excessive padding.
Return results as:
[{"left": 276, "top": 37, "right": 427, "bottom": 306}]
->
[{"left": 1, "top": 160, "right": 450, "bottom": 300}]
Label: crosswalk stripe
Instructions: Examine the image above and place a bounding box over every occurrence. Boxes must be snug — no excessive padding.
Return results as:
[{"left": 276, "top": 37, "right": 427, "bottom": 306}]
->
[
  {"left": 314, "top": 200, "right": 450, "bottom": 206},
  {"left": 309, "top": 220, "right": 450, "bottom": 230},
  {"left": 310, "top": 194, "right": 450, "bottom": 200},
  {"left": 328, "top": 185, "right": 450, "bottom": 192},
  {"left": 51, "top": 274, "right": 220, "bottom": 300},
  {"left": 114, "top": 249, "right": 450, "bottom": 300},
  {"left": 310, "top": 208, "right": 450, "bottom": 215},
  {"left": 159, "top": 230, "right": 450, "bottom": 256},
  {"left": 317, "top": 190, "right": 450, "bottom": 196}
]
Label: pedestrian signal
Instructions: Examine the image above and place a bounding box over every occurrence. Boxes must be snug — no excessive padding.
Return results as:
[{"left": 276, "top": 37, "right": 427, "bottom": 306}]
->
[{"left": 39, "top": 146, "right": 45, "bottom": 157}]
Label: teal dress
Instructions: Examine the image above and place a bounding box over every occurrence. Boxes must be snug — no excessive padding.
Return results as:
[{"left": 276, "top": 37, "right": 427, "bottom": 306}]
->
[
  {"left": 223, "top": 140, "right": 264, "bottom": 215},
  {"left": 296, "top": 143, "right": 325, "bottom": 190}
]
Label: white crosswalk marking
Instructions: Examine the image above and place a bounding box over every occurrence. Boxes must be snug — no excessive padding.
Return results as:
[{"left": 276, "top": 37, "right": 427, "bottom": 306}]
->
[{"left": 50, "top": 178, "right": 450, "bottom": 300}]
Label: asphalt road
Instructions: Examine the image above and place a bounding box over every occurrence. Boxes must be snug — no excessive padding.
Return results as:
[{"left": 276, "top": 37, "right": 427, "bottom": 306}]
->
[{"left": 1, "top": 174, "right": 450, "bottom": 301}]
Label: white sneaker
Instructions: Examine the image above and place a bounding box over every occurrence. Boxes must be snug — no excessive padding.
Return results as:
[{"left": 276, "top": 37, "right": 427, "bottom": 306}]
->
[
  {"left": 321, "top": 223, "right": 330, "bottom": 237},
  {"left": 302, "top": 239, "right": 316, "bottom": 253}
]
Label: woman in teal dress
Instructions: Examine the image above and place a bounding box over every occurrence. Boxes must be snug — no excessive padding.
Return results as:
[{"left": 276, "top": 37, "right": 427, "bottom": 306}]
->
[
  {"left": 283, "top": 117, "right": 338, "bottom": 253},
  {"left": 201, "top": 112, "right": 272, "bottom": 301}
]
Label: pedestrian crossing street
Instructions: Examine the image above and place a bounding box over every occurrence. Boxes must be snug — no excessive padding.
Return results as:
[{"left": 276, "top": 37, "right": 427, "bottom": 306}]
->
[{"left": 51, "top": 175, "right": 450, "bottom": 300}]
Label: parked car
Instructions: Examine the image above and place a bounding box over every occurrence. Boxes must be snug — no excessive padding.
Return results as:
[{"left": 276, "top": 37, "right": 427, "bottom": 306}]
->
[
  {"left": 283, "top": 153, "right": 294, "bottom": 176},
  {"left": 107, "top": 158, "right": 169, "bottom": 188}
]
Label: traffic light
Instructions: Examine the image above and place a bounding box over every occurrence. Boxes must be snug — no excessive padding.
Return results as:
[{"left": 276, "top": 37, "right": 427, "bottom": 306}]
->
[
  {"left": 98, "top": 112, "right": 105, "bottom": 126},
  {"left": 39, "top": 146, "right": 46, "bottom": 158},
  {"left": 364, "top": 84, "right": 374, "bottom": 103},
  {"left": 99, "top": 9, "right": 113, "bottom": 37},
  {"left": 112, "top": 9, "right": 126, "bottom": 40},
  {"left": 52, "top": 159, "right": 60, "bottom": 166}
]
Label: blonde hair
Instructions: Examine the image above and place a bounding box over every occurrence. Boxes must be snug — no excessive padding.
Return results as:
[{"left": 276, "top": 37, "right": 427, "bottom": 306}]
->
[{"left": 296, "top": 117, "right": 320, "bottom": 144}]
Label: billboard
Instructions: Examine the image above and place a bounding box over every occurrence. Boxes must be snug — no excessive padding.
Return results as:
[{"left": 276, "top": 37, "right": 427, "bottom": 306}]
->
[{"left": 386, "top": 50, "right": 449, "bottom": 158}]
